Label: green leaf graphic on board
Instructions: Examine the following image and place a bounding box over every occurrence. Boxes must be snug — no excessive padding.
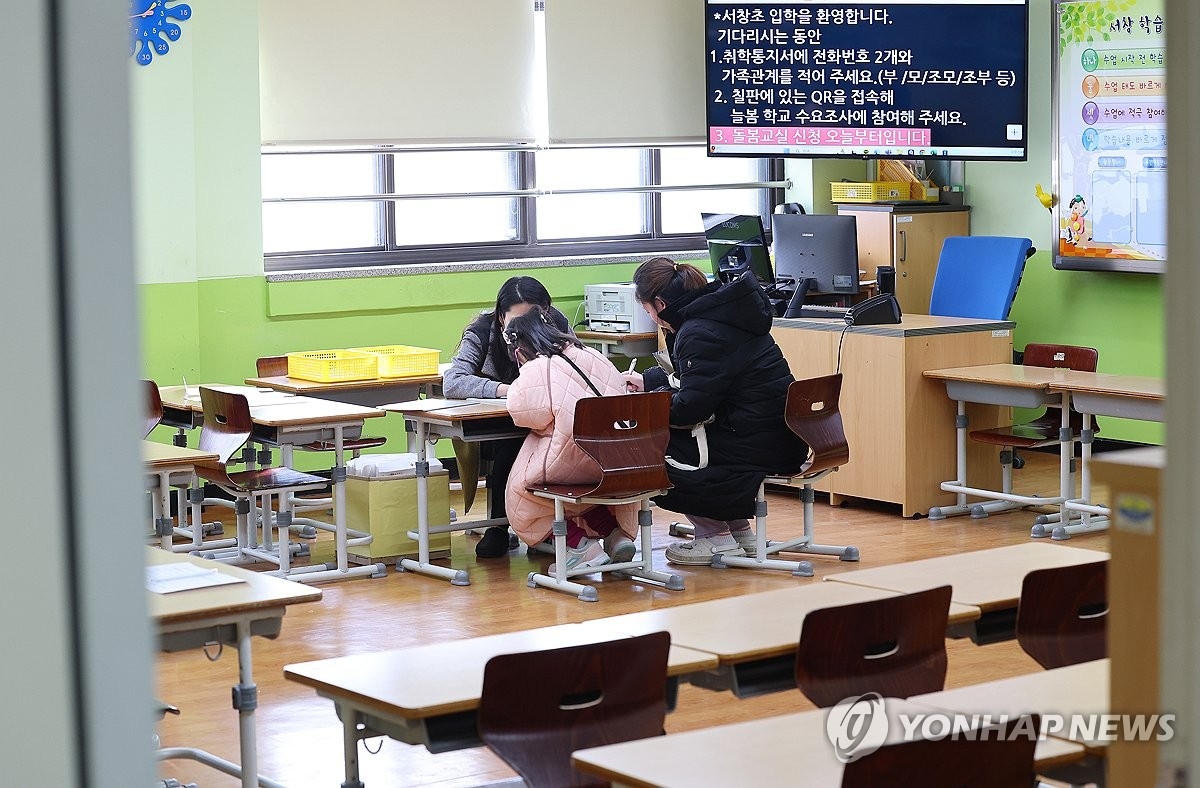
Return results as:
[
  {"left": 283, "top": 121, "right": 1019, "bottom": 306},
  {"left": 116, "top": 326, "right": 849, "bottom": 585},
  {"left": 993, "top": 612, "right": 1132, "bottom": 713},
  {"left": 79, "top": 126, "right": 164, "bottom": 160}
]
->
[{"left": 1059, "top": 0, "right": 1141, "bottom": 55}]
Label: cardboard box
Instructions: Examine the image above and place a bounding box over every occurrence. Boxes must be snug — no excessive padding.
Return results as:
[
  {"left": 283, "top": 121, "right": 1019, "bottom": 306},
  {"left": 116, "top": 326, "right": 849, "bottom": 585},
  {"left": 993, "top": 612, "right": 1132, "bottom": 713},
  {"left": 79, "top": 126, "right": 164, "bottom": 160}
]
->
[{"left": 345, "top": 454, "right": 452, "bottom": 563}]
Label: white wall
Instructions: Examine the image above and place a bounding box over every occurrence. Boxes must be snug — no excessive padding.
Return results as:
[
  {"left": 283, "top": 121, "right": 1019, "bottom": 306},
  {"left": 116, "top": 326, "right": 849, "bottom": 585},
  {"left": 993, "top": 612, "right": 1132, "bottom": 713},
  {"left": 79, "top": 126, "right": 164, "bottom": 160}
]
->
[{"left": 0, "top": 1, "right": 154, "bottom": 785}]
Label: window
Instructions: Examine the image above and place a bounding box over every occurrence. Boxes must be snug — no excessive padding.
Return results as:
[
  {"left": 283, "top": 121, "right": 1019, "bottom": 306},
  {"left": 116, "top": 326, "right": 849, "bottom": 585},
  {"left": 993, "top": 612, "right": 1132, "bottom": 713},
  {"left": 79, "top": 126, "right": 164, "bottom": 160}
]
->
[{"left": 261, "top": 145, "right": 785, "bottom": 272}]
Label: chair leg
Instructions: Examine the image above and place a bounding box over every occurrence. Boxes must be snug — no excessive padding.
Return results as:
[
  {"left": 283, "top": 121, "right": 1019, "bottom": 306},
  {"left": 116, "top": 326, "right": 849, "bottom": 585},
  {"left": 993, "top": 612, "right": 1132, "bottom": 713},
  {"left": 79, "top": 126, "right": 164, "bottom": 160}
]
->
[
  {"left": 526, "top": 501, "right": 599, "bottom": 602},
  {"left": 614, "top": 502, "right": 685, "bottom": 591},
  {"left": 713, "top": 482, "right": 815, "bottom": 576}
]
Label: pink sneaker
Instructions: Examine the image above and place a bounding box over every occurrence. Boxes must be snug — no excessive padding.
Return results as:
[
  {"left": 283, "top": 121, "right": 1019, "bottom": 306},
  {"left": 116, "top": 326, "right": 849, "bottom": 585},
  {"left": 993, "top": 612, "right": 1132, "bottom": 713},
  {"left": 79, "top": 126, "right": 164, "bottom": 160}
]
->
[{"left": 548, "top": 538, "right": 610, "bottom": 576}]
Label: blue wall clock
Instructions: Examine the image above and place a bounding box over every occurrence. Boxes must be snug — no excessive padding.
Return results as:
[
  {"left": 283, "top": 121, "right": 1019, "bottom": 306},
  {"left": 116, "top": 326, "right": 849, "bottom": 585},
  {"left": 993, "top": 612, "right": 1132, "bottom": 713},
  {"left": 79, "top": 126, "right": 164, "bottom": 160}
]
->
[{"left": 129, "top": 1, "right": 192, "bottom": 67}]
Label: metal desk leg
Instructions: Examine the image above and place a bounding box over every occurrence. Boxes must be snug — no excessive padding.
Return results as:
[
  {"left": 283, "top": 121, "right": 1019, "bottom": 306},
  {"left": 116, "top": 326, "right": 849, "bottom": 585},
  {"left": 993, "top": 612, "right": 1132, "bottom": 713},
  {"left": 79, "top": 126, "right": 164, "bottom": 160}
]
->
[
  {"left": 398, "top": 418, "right": 470, "bottom": 586},
  {"left": 928, "top": 401, "right": 974, "bottom": 520},
  {"left": 287, "top": 425, "right": 386, "bottom": 584},
  {"left": 1053, "top": 411, "right": 1110, "bottom": 539},
  {"left": 340, "top": 705, "right": 366, "bottom": 788}
]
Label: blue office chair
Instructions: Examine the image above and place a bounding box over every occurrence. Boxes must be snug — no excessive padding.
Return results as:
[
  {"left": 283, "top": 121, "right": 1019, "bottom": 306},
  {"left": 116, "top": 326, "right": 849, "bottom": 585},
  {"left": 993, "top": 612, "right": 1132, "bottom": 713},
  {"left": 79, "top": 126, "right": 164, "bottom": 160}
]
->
[{"left": 928, "top": 236, "right": 1033, "bottom": 320}]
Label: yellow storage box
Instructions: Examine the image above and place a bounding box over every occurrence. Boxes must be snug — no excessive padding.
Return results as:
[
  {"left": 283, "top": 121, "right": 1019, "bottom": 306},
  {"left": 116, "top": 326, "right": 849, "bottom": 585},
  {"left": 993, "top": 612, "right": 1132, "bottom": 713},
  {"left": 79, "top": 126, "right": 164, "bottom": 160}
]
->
[
  {"left": 830, "top": 181, "right": 909, "bottom": 203},
  {"left": 345, "top": 454, "right": 452, "bottom": 564},
  {"left": 347, "top": 345, "right": 440, "bottom": 378},
  {"left": 287, "top": 349, "right": 379, "bottom": 383}
]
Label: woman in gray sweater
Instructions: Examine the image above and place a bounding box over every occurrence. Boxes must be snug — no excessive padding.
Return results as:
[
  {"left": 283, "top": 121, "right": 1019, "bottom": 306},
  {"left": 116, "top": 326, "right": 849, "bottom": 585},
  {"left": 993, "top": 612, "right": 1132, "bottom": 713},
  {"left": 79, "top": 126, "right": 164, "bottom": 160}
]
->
[{"left": 443, "top": 276, "right": 572, "bottom": 557}]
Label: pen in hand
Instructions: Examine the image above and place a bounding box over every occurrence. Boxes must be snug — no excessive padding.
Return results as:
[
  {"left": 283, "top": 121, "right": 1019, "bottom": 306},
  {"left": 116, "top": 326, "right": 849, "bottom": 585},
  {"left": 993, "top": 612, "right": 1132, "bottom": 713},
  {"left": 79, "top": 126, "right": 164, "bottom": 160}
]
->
[{"left": 627, "top": 359, "right": 637, "bottom": 374}]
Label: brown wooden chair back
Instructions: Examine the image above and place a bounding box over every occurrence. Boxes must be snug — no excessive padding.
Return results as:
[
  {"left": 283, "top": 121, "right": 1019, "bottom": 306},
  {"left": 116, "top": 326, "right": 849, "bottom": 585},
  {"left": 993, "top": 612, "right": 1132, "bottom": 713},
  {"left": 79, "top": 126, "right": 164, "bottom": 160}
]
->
[
  {"left": 196, "top": 387, "right": 255, "bottom": 466},
  {"left": 795, "top": 585, "right": 952, "bottom": 708},
  {"left": 256, "top": 355, "right": 289, "bottom": 377},
  {"left": 1016, "top": 560, "right": 1108, "bottom": 669},
  {"left": 840, "top": 715, "right": 1039, "bottom": 787},
  {"left": 783, "top": 374, "right": 850, "bottom": 477},
  {"left": 1023, "top": 343, "right": 1100, "bottom": 435},
  {"left": 143, "top": 379, "right": 163, "bottom": 439},
  {"left": 478, "top": 631, "right": 671, "bottom": 788},
  {"left": 567, "top": 391, "right": 672, "bottom": 499}
]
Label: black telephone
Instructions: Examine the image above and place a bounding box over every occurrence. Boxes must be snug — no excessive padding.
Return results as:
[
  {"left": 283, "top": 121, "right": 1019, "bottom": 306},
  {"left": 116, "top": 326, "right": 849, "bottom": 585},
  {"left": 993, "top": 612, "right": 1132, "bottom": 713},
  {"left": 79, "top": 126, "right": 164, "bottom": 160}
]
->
[{"left": 845, "top": 293, "right": 902, "bottom": 326}]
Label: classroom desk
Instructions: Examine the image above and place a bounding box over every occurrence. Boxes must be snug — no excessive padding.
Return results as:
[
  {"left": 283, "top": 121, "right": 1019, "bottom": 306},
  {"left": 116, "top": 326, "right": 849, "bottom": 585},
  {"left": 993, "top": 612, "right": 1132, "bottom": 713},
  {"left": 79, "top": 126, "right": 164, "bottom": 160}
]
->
[
  {"left": 771, "top": 314, "right": 1013, "bottom": 517},
  {"left": 142, "top": 441, "right": 232, "bottom": 553},
  {"left": 246, "top": 372, "right": 442, "bottom": 408},
  {"left": 283, "top": 624, "right": 718, "bottom": 786},
  {"left": 148, "top": 547, "right": 321, "bottom": 788},
  {"left": 576, "top": 329, "right": 659, "bottom": 359},
  {"left": 160, "top": 386, "right": 388, "bottom": 584},
  {"left": 578, "top": 583, "right": 981, "bottom": 698},
  {"left": 1048, "top": 372, "right": 1164, "bottom": 539},
  {"left": 382, "top": 399, "right": 526, "bottom": 586},
  {"left": 825, "top": 543, "right": 1109, "bottom": 644},
  {"left": 572, "top": 699, "right": 1086, "bottom": 787},
  {"left": 910, "top": 659, "right": 1110, "bottom": 753},
  {"left": 923, "top": 363, "right": 1075, "bottom": 525}
]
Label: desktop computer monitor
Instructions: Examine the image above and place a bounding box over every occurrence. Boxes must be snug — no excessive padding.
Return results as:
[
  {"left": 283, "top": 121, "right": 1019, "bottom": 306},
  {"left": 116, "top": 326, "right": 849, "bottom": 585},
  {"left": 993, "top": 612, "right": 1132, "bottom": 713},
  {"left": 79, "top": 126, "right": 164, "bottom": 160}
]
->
[
  {"left": 701, "top": 212, "right": 773, "bottom": 285},
  {"left": 771, "top": 213, "right": 860, "bottom": 296}
]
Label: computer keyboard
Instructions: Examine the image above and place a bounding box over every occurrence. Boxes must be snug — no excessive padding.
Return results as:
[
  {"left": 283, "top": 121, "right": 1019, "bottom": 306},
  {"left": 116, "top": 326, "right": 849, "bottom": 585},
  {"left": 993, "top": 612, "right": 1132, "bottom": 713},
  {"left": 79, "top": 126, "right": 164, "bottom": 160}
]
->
[{"left": 796, "top": 304, "right": 850, "bottom": 320}]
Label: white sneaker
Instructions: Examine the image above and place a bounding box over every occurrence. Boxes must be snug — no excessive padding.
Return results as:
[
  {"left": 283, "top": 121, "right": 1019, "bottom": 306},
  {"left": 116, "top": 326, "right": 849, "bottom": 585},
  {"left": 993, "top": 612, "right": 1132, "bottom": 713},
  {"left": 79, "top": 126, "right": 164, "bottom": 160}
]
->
[
  {"left": 665, "top": 536, "right": 746, "bottom": 566},
  {"left": 730, "top": 529, "right": 758, "bottom": 557},
  {"left": 548, "top": 538, "right": 610, "bottom": 576},
  {"left": 604, "top": 531, "right": 637, "bottom": 563}
]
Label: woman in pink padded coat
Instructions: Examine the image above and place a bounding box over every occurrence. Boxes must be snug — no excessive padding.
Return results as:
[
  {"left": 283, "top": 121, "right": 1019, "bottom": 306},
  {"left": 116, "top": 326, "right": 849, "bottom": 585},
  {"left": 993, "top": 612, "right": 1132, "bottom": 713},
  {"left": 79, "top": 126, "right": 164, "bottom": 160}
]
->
[{"left": 503, "top": 306, "right": 638, "bottom": 574}]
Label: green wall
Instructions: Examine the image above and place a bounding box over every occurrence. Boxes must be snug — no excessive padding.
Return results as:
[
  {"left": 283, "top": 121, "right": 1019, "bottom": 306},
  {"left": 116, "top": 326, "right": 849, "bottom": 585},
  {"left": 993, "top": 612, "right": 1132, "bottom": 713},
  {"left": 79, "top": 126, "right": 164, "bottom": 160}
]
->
[{"left": 133, "top": 0, "right": 1164, "bottom": 447}]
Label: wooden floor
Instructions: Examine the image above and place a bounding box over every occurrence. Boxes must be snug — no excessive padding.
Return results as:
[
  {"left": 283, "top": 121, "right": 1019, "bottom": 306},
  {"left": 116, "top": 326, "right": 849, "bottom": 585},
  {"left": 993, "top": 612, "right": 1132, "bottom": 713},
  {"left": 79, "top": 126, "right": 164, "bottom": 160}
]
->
[{"left": 154, "top": 451, "right": 1109, "bottom": 787}]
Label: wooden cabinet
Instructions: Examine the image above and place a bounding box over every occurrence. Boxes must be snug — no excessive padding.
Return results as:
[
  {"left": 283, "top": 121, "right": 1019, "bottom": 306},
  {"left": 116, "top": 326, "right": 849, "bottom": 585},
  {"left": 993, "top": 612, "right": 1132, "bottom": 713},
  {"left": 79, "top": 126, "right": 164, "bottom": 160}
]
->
[
  {"left": 836, "top": 204, "right": 970, "bottom": 314},
  {"left": 772, "top": 314, "right": 1010, "bottom": 517},
  {"left": 1092, "top": 448, "right": 1163, "bottom": 788}
]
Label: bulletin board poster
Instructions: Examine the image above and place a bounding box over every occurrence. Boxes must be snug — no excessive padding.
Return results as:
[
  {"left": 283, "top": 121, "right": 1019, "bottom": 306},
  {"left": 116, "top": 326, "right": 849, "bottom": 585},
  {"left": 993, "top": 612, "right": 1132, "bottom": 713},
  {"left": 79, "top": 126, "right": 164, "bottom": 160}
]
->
[{"left": 1053, "top": 0, "right": 1165, "bottom": 273}]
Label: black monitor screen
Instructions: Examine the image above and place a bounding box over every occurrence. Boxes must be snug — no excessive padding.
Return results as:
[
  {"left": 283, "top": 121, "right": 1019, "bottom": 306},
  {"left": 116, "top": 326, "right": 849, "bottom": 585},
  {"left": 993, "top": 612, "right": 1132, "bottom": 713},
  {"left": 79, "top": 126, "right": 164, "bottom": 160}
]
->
[
  {"left": 704, "top": 0, "right": 1030, "bottom": 161},
  {"left": 772, "top": 213, "right": 860, "bottom": 294},
  {"left": 702, "top": 213, "right": 773, "bottom": 284}
]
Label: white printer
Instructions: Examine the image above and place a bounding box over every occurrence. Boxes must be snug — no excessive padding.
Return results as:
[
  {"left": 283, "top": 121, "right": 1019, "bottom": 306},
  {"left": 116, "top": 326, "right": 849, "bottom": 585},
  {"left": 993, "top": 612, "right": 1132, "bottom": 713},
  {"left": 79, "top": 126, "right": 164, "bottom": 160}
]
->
[{"left": 583, "top": 282, "right": 658, "bottom": 333}]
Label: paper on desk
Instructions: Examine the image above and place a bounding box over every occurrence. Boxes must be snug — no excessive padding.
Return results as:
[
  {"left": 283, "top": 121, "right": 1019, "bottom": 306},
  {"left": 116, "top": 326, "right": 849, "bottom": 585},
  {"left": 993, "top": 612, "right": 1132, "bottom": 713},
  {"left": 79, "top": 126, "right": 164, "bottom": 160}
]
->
[
  {"left": 466, "top": 397, "right": 507, "bottom": 405},
  {"left": 146, "top": 562, "right": 245, "bottom": 594}
]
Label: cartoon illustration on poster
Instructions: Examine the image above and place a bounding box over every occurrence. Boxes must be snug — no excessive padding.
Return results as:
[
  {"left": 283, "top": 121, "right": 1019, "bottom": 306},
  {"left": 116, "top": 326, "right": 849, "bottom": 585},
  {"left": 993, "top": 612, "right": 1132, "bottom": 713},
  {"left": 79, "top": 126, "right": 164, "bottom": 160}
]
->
[{"left": 1055, "top": 0, "right": 1165, "bottom": 265}]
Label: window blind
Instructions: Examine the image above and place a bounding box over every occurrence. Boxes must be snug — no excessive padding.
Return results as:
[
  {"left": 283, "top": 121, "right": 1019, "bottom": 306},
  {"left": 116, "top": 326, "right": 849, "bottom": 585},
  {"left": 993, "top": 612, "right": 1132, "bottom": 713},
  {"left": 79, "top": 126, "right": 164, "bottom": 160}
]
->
[
  {"left": 259, "top": 0, "right": 537, "bottom": 146},
  {"left": 544, "top": 0, "right": 705, "bottom": 145}
]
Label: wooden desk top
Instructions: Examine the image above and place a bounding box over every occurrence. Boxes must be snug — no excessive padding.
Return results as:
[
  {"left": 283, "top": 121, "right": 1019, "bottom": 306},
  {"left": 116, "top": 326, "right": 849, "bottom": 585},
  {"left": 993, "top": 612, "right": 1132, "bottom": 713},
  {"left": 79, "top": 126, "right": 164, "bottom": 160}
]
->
[
  {"left": 1047, "top": 370, "right": 1164, "bottom": 401},
  {"left": 146, "top": 548, "right": 321, "bottom": 628},
  {"left": 924, "top": 363, "right": 1074, "bottom": 387},
  {"left": 573, "top": 699, "right": 1084, "bottom": 786},
  {"left": 159, "top": 385, "right": 383, "bottom": 425},
  {"left": 247, "top": 399, "right": 384, "bottom": 426},
  {"left": 925, "top": 364, "right": 1165, "bottom": 402},
  {"left": 576, "top": 330, "right": 658, "bottom": 342},
  {"left": 911, "top": 659, "right": 1110, "bottom": 750},
  {"left": 825, "top": 543, "right": 1108, "bottom": 612},
  {"left": 578, "top": 584, "right": 980, "bottom": 665},
  {"left": 382, "top": 398, "right": 512, "bottom": 422},
  {"left": 284, "top": 624, "right": 716, "bottom": 721},
  {"left": 774, "top": 313, "right": 1014, "bottom": 338},
  {"left": 142, "top": 440, "right": 218, "bottom": 469},
  {"left": 247, "top": 373, "right": 441, "bottom": 395}
]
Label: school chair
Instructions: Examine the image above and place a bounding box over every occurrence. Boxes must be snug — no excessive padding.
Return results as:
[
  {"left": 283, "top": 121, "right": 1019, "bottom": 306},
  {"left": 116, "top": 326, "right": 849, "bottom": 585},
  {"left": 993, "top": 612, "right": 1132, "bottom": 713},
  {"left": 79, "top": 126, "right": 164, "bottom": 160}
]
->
[
  {"left": 840, "top": 715, "right": 1039, "bottom": 788},
  {"left": 928, "top": 236, "right": 1033, "bottom": 321},
  {"left": 144, "top": 380, "right": 229, "bottom": 552},
  {"left": 794, "top": 585, "right": 952, "bottom": 707},
  {"left": 192, "top": 386, "right": 329, "bottom": 572},
  {"left": 929, "top": 343, "right": 1099, "bottom": 525},
  {"left": 144, "top": 378, "right": 164, "bottom": 438},
  {"left": 526, "top": 391, "right": 684, "bottom": 602},
  {"left": 712, "top": 373, "right": 860, "bottom": 576},
  {"left": 478, "top": 631, "right": 671, "bottom": 788},
  {"left": 1016, "top": 560, "right": 1108, "bottom": 669}
]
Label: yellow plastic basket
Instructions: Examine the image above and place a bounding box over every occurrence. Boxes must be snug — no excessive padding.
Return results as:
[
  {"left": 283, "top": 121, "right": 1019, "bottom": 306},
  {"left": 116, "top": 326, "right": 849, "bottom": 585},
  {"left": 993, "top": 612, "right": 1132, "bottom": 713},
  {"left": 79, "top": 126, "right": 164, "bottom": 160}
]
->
[
  {"left": 830, "top": 181, "right": 908, "bottom": 203},
  {"left": 287, "top": 350, "right": 379, "bottom": 383},
  {"left": 348, "top": 345, "right": 440, "bottom": 378}
]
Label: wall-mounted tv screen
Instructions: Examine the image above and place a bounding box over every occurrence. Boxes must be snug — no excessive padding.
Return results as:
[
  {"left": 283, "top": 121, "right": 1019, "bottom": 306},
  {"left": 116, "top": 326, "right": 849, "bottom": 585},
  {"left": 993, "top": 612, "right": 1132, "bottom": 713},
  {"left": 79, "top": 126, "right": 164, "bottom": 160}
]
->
[{"left": 704, "top": 0, "right": 1030, "bottom": 161}]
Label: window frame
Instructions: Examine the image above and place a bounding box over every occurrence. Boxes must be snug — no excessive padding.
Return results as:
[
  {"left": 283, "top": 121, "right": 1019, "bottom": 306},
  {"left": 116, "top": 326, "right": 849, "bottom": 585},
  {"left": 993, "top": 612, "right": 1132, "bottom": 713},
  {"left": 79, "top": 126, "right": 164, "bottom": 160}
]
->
[{"left": 262, "top": 144, "right": 787, "bottom": 272}]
